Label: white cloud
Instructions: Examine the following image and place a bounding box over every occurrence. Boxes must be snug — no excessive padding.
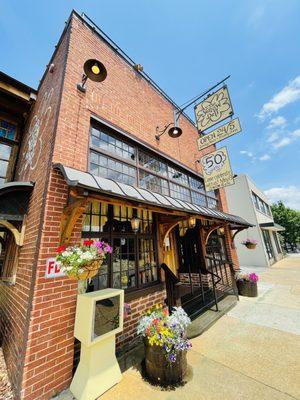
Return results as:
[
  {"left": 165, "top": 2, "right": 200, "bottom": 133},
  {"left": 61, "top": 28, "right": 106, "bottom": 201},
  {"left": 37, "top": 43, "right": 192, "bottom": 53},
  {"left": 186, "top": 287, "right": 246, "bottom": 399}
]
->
[
  {"left": 267, "top": 131, "right": 280, "bottom": 143},
  {"left": 272, "top": 137, "right": 293, "bottom": 149},
  {"left": 240, "top": 150, "right": 253, "bottom": 157},
  {"left": 291, "top": 129, "right": 300, "bottom": 138},
  {"left": 259, "top": 154, "right": 271, "bottom": 161},
  {"left": 258, "top": 76, "right": 300, "bottom": 119},
  {"left": 264, "top": 186, "right": 300, "bottom": 210},
  {"left": 267, "top": 116, "right": 286, "bottom": 129}
]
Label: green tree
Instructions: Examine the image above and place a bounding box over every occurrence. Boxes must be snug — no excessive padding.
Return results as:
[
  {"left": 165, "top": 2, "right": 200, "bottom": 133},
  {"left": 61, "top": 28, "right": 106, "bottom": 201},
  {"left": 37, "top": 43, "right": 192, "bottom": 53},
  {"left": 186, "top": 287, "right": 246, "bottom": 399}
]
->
[{"left": 271, "top": 201, "right": 300, "bottom": 249}]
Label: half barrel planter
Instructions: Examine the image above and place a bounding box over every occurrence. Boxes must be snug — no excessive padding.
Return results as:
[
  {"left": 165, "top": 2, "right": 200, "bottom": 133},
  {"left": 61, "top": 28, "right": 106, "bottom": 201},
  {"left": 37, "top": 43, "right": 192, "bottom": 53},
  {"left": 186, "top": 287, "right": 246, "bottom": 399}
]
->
[
  {"left": 144, "top": 339, "right": 187, "bottom": 384},
  {"left": 237, "top": 280, "right": 258, "bottom": 297}
]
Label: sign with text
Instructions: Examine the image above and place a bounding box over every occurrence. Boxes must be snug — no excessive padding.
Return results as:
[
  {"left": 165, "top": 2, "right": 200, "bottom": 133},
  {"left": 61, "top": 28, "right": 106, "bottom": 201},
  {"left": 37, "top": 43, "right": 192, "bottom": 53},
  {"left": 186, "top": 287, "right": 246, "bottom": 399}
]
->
[
  {"left": 197, "top": 118, "right": 241, "bottom": 151},
  {"left": 200, "top": 147, "right": 234, "bottom": 191},
  {"left": 45, "top": 258, "right": 65, "bottom": 278},
  {"left": 195, "top": 86, "right": 233, "bottom": 132}
]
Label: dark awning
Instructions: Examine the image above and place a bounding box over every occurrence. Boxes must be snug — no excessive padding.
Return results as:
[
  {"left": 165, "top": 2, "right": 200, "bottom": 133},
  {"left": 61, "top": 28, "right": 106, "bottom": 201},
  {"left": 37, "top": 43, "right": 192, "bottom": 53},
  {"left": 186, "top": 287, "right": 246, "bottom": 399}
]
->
[
  {"left": 0, "top": 181, "right": 34, "bottom": 220},
  {"left": 55, "top": 164, "right": 253, "bottom": 228},
  {"left": 260, "top": 222, "right": 285, "bottom": 231}
]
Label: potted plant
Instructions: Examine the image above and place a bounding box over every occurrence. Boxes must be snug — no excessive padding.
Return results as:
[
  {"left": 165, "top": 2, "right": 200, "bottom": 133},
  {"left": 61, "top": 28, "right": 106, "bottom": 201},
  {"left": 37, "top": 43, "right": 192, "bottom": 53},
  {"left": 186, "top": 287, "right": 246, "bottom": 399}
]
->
[
  {"left": 56, "top": 239, "right": 112, "bottom": 280},
  {"left": 241, "top": 238, "right": 258, "bottom": 249},
  {"left": 236, "top": 271, "right": 259, "bottom": 297},
  {"left": 137, "top": 304, "right": 192, "bottom": 385}
]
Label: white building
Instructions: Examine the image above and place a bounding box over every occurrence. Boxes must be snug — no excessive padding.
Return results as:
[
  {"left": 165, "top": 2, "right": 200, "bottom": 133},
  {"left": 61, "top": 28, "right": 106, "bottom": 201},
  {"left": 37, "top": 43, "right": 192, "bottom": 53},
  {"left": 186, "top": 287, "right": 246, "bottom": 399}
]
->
[{"left": 225, "top": 174, "right": 284, "bottom": 268}]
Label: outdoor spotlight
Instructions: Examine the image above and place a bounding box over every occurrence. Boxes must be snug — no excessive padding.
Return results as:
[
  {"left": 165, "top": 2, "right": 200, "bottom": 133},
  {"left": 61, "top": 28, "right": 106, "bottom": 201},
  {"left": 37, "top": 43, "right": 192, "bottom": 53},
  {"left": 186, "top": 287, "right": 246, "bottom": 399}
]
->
[
  {"left": 130, "top": 216, "right": 140, "bottom": 233},
  {"left": 168, "top": 126, "right": 183, "bottom": 139},
  {"left": 77, "top": 58, "right": 107, "bottom": 93},
  {"left": 188, "top": 216, "right": 197, "bottom": 229},
  {"left": 155, "top": 123, "right": 183, "bottom": 141}
]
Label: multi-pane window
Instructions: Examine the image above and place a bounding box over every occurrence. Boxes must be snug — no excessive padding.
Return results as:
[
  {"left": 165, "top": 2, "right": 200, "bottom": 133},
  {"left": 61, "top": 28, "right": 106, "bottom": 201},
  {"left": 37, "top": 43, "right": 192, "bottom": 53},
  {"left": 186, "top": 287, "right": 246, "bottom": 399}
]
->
[
  {"left": 0, "top": 143, "right": 12, "bottom": 184},
  {"left": 273, "top": 232, "right": 281, "bottom": 254},
  {"left": 170, "top": 182, "right": 191, "bottom": 202},
  {"left": 138, "top": 150, "right": 168, "bottom": 177},
  {"left": 252, "top": 192, "right": 272, "bottom": 216},
  {"left": 139, "top": 170, "right": 169, "bottom": 195},
  {"left": 90, "top": 151, "right": 136, "bottom": 185},
  {"left": 82, "top": 201, "right": 158, "bottom": 292},
  {"left": 0, "top": 120, "right": 17, "bottom": 140},
  {"left": 168, "top": 165, "right": 189, "bottom": 186},
  {"left": 89, "top": 123, "right": 219, "bottom": 210}
]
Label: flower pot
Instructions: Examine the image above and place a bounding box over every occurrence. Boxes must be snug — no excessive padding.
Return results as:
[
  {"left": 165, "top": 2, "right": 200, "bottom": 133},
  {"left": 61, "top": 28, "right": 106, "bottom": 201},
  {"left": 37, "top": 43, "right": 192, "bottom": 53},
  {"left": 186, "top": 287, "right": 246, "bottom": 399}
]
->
[
  {"left": 68, "top": 259, "right": 103, "bottom": 281},
  {"left": 144, "top": 339, "right": 187, "bottom": 384},
  {"left": 245, "top": 243, "right": 257, "bottom": 249},
  {"left": 237, "top": 280, "right": 258, "bottom": 297}
]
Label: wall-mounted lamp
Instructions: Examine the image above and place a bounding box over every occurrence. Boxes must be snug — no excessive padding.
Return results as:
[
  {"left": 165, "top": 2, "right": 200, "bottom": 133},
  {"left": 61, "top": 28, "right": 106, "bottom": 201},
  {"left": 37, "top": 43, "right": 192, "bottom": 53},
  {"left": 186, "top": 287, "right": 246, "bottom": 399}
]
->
[
  {"left": 188, "top": 216, "right": 197, "bottom": 229},
  {"left": 77, "top": 59, "right": 107, "bottom": 93},
  {"left": 155, "top": 109, "right": 183, "bottom": 141},
  {"left": 130, "top": 216, "right": 140, "bottom": 233}
]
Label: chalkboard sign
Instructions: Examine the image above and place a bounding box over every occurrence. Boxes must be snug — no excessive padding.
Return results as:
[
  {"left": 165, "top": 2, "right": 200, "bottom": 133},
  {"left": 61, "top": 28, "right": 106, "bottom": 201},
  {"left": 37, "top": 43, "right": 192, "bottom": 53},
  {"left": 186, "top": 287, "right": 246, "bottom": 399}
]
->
[{"left": 93, "top": 295, "right": 120, "bottom": 339}]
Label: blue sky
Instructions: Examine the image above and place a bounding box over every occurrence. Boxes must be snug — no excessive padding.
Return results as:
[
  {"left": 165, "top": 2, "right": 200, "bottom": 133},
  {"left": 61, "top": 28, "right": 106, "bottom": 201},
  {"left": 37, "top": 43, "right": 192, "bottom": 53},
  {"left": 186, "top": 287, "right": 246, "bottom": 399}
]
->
[{"left": 1, "top": 0, "right": 300, "bottom": 209}]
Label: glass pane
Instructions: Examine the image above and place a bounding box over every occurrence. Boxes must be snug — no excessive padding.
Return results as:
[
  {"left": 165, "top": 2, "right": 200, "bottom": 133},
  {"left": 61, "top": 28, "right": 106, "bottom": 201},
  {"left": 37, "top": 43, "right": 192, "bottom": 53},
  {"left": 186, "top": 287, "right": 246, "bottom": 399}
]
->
[
  {"left": 189, "top": 176, "right": 205, "bottom": 193},
  {"left": 93, "top": 295, "right": 120, "bottom": 338},
  {"left": 0, "top": 143, "right": 12, "bottom": 161},
  {"left": 168, "top": 165, "right": 189, "bottom": 186},
  {"left": 138, "top": 150, "right": 168, "bottom": 177},
  {"left": 170, "top": 182, "right": 191, "bottom": 202},
  {"left": 0, "top": 119, "right": 17, "bottom": 140},
  {"left": 0, "top": 161, "right": 8, "bottom": 178},
  {"left": 139, "top": 170, "right": 169, "bottom": 195}
]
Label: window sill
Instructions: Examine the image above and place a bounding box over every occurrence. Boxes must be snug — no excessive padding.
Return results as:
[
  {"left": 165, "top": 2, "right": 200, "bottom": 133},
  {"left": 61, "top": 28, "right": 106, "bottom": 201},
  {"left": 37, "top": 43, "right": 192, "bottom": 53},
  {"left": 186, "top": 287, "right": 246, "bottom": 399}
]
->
[{"left": 125, "top": 282, "right": 165, "bottom": 302}]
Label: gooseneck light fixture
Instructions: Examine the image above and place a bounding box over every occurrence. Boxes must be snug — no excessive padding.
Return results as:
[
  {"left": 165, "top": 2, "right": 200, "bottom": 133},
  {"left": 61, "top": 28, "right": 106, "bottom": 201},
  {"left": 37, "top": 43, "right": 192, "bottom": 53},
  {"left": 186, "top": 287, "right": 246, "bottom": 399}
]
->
[
  {"left": 77, "top": 59, "right": 108, "bottom": 93},
  {"left": 188, "top": 216, "right": 197, "bottom": 229}
]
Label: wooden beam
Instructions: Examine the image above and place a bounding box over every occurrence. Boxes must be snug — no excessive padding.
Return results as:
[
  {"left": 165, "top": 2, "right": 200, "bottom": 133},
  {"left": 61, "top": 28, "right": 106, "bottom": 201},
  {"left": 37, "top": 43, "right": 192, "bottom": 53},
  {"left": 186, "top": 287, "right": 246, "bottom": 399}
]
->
[
  {"left": 59, "top": 198, "right": 90, "bottom": 245},
  {"left": 0, "top": 220, "right": 23, "bottom": 246}
]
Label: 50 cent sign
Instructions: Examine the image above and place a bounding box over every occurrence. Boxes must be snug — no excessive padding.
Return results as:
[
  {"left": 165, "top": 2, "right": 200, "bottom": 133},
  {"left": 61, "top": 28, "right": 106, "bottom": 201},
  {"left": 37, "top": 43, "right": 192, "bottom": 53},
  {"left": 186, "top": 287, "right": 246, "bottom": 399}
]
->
[{"left": 200, "top": 147, "right": 234, "bottom": 191}]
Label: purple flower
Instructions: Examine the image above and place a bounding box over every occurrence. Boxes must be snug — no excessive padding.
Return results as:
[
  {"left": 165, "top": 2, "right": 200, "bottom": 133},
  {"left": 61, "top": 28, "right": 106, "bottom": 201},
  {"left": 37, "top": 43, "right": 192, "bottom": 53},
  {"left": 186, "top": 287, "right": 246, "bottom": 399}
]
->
[{"left": 168, "top": 353, "right": 176, "bottom": 363}]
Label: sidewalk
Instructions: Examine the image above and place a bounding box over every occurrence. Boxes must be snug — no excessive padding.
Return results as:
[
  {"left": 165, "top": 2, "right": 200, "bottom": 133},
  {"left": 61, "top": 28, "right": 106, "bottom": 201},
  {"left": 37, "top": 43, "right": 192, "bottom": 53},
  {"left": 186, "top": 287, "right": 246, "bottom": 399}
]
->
[{"left": 99, "top": 255, "right": 300, "bottom": 400}]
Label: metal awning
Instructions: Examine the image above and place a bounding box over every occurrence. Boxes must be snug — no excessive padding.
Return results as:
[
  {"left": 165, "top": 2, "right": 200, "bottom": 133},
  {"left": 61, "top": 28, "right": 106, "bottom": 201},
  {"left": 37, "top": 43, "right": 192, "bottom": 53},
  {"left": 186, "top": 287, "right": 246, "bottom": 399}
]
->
[
  {"left": 55, "top": 164, "right": 252, "bottom": 227},
  {"left": 260, "top": 222, "right": 285, "bottom": 231},
  {"left": 0, "top": 181, "right": 34, "bottom": 220}
]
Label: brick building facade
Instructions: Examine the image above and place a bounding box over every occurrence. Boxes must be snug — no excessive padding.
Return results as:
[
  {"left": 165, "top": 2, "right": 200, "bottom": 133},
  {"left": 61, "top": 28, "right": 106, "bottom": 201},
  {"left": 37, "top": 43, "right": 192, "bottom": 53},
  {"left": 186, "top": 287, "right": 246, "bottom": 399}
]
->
[{"left": 0, "top": 10, "right": 249, "bottom": 399}]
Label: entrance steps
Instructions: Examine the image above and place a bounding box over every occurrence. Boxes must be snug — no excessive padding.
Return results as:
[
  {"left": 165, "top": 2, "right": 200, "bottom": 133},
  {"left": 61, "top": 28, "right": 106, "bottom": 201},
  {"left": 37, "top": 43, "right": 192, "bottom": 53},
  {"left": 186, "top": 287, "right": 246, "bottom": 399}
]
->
[{"left": 187, "top": 295, "right": 237, "bottom": 339}]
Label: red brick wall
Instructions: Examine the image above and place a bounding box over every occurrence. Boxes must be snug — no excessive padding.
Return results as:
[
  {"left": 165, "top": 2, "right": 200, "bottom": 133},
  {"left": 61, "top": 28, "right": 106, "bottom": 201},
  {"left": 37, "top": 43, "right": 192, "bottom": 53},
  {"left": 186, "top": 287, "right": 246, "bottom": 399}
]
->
[{"left": 0, "top": 26, "right": 71, "bottom": 399}]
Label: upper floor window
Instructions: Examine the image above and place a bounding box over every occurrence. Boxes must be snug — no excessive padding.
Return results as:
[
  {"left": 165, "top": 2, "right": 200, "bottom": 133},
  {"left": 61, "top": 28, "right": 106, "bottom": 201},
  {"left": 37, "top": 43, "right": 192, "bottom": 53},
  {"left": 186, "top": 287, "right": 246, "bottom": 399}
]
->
[
  {"left": 89, "top": 122, "right": 219, "bottom": 209},
  {"left": 0, "top": 118, "right": 19, "bottom": 185},
  {"left": 252, "top": 191, "right": 271, "bottom": 217}
]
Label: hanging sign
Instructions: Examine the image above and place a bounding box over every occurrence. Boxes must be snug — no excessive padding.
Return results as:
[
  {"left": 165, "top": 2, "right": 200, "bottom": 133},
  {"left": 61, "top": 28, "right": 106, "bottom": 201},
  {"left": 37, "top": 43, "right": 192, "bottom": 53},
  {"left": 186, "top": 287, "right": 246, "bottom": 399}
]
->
[
  {"left": 195, "top": 86, "right": 234, "bottom": 132},
  {"left": 197, "top": 118, "right": 242, "bottom": 151},
  {"left": 200, "top": 146, "right": 234, "bottom": 191}
]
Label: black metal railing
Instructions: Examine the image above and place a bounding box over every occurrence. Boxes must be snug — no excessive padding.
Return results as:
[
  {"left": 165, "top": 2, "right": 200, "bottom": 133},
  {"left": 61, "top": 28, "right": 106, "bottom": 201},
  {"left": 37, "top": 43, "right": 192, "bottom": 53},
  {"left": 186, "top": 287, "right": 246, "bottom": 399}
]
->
[{"left": 161, "top": 263, "right": 183, "bottom": 313}]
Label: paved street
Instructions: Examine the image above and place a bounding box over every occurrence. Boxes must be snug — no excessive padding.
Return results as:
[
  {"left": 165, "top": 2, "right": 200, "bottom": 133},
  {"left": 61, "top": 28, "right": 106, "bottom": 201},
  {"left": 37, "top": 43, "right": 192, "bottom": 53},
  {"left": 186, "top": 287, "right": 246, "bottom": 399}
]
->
[{"left": 99, "top": 254, "right": 300, "bottom": 400}]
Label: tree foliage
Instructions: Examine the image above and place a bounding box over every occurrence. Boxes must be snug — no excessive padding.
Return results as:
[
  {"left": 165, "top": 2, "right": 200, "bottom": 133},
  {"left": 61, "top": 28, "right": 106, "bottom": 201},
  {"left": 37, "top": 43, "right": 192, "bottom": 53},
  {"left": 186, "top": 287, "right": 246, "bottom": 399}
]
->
[{"left": 271, "top": 201, "right": 300, "bottom": 247}]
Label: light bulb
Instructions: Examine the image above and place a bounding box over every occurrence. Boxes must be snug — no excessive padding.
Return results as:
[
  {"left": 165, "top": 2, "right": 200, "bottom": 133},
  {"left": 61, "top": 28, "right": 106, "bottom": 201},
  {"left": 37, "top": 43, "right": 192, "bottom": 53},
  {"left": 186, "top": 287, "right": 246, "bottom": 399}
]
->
[{"left": 91, "top": 64, "right": 100, "bottom": 75}]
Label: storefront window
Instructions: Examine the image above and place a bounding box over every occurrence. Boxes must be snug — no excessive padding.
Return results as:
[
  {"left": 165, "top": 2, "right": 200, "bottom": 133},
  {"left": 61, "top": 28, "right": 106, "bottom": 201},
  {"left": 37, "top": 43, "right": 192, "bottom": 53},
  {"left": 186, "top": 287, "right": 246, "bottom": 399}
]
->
[
  {"left": 139, "top": 170, "right": 169, "bottom": 195},
  {"left": 262, "top": 230, "right": 274, "bottom": 259},
  {"left": 273, "top": 232, "right": 281, "bottom": 254},
  {"left": 138, "top": 150, "right": 167, "bottom": 177},
  {"left": 82, "top": 201, "right": 158, "bottom": 292},
  {"left": 170, "top": 182, "right": 191, "bottom": 202}
]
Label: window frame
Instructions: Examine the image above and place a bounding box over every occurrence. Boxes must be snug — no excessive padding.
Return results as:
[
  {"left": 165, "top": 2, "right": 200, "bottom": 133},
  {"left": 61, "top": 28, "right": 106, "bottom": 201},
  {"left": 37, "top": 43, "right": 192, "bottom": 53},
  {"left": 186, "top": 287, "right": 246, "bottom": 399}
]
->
[
  {"left": 0, "top": 115, "right": 20, "bottom": 184},
  {"left": 89, "top": 122, "right": 219, "bottom": 209},
  {"left": 82, "top": 202, "right": 160, "bottom": 294}
]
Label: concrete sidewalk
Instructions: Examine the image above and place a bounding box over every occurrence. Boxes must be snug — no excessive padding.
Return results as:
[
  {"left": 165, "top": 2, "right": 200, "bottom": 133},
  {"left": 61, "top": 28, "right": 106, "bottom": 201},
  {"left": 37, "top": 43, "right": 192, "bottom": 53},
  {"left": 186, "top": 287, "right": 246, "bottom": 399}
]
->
[{"left": 99, "top": 255, "right": 300, "bottom": 400}]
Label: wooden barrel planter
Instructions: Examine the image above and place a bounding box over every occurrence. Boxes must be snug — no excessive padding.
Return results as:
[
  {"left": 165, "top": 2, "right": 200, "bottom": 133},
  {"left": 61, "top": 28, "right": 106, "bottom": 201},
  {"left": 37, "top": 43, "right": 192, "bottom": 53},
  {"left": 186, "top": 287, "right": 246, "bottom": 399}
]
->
[
  {"left": 237, "top": 280, "right": 258, "bottom": 297},
  {"left": 144, "top": 340, "right": 187, "bottom": 384}
]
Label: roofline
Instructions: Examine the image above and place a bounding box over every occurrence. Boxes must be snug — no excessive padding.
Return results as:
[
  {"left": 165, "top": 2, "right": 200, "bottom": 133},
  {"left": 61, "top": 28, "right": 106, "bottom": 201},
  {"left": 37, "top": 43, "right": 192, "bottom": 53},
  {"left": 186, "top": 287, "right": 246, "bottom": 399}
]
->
[
  {"left": 38, "top": 9, "right": 197, "bottom": 128},
  {"left": 0, "top": 71, "right": 37, "bottom": 95}
]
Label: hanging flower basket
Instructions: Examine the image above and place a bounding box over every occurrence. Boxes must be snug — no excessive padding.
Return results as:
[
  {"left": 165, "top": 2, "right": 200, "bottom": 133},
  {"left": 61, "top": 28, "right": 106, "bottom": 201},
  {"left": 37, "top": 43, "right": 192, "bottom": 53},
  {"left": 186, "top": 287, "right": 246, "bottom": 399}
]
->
[
  {"left": 56, "top": 240, "right": 112, "bottom": 281},
  {"left": 67, "top": 259, "right": 103, "bottom": 281},
  {"left": 241, "top": 239, "right": 258, "bottom": 250},
  {"left": 137, "top": 305, "right": 192, "bottom": 385}
]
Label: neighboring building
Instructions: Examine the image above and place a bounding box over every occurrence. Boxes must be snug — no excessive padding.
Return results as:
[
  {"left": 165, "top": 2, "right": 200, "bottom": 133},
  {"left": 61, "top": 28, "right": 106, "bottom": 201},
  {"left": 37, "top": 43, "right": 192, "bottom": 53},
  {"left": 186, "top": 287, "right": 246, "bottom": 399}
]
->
[
  {"left": 225, "top": 174, "right": 284, "bottom": 268},
  {"left": 0, "top": 11, "right": 251, "bottom": 400}
]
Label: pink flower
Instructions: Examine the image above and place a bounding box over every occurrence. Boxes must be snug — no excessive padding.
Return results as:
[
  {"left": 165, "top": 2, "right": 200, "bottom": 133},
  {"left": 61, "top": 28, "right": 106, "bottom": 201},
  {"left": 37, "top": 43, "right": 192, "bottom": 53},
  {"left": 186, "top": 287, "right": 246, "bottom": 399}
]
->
[{"left": 249, "top": 273, "right": 259, "bottom": 283}]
